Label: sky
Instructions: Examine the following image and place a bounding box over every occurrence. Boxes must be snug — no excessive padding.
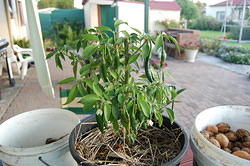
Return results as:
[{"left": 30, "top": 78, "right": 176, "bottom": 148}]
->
[{"left": 193, "top": 0, "right": 225, "bottom": 6}]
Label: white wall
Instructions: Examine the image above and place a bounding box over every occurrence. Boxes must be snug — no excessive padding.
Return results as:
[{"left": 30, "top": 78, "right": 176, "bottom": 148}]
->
[
  {"left": 150, "top": 9, "right": 180, "bottom": 33},
  {"left": 206, "top": 6, "right": 228, "bottom": 18},
  {"left": 83, "top": 0, "right": 180, "bottom": 33},
  {"left": 0, "top": 0, "right": 11, "bottom": 42},
  {"left": 118, "top": 1, "right": 145, "bottom": 33}
]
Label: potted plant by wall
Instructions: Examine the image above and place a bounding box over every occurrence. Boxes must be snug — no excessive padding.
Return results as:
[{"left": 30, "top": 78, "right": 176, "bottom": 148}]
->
[
  {"left": 47, "top": 20, "right": 188, "bottom": 165},
  {"left": 181, "top": 41, "right": 200, "bottom": 63}
]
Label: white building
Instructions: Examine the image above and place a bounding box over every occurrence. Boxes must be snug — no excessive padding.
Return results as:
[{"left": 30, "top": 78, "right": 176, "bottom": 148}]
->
[
  {"left": 74, "top": 0, "right": 181, "bottom": 33},
  {"left": 0, "top": 0, "right": 28, "bottom": 44},
  {"left": 206, "top": 0, "right": 250, "bottom": 22}
]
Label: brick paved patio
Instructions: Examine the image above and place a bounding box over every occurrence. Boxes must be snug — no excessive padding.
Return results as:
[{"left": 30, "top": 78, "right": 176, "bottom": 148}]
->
[{"left": 1, "top": 58, "right": 250, "bottom": 129}]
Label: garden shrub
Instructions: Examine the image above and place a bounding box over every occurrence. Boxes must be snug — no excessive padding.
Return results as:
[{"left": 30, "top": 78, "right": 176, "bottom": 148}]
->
[
  {"left": 157, "top": 19, "right": 184, "bottom": 29},
  {"left": 200, "top": 40, "right": 250, "bottom": 65},
  {"left": 188, "top": 16, "right": 222, "bottom": 31},
  {"left": 228, "top": 27, "right": 250, "bottom": 40},
  {"left": 14, "top": 38, "right": 30, "bottom": 48}
]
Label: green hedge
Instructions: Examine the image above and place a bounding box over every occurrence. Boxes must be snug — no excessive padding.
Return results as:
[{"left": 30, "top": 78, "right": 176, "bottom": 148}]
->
[{"left": 188, "top": 16, "right": 222, "bottom": 31}]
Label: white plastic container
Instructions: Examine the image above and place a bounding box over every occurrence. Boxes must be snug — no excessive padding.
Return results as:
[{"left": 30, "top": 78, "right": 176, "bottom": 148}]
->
[
  {"left": 184, "top": 49, "right": 198, "bottom": 63},
  {"left": 191, "top": 105, "right": 250, "bottom": 166},
  {"left": 0, "top": 108, "right": 79, "bottom": 166}
]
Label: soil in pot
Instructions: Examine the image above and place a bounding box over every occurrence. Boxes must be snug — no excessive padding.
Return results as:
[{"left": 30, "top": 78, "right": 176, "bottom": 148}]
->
[{"left": 69, "top": 116, "right": 188, "bottom": 166}]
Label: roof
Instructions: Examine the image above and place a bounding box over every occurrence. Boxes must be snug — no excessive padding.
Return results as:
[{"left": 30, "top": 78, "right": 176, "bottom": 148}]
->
[
  {"left": 212, "top": 0, "right": 250, "bottom": 6},
  {"left": 150, "top": 1, "right": 181, "bottom": 11},
  {"left": 83, "top": 0, "right": 181, "bottom": 11}
]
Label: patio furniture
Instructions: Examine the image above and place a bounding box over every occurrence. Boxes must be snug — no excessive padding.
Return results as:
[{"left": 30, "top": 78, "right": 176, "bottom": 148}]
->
[
  {"left": 13, "top": 44, "right": 34, "bottom": 80},
  {"left": 0, "top": 39, "right": 16, "bottom": 87}
]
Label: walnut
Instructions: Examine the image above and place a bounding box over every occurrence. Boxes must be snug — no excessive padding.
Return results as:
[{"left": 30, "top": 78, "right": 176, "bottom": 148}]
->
[
  {"left": 201, "top": 130, "right": 210, "bottom": 139},
  {"left": 243, "top": 141, "right": 250, "bottom": 148},
  {"left": 236, "top": 129, "right": 250, "bottom": 140},
  {"left": 209, "top": 138, "right": 221, "bottom": 148},
  {"left": 228, "top": 142, "right": 233, "bottom": 149},
  {"left": 232, "top": 147, "right": 241, "bottom": 152},
  {"left": 225, "top": 131, "right": 237, "bottom": 142},
  {"left": 243, "top": 136, "right": 250, "bottom": 142},
  {"left": 216, "top": 133, "right": 229, "bottom": 148},
  {"left": 242, "top": 147, "right": 250, "bottom": 154},
  {"left": 206, "top": 125, "right": 218, "bottom": 134},
  {"left": 232, "top": 150, "right": 250, "bottom": 160},
  {"left": 234, "top": 141, "right": 243, "bottom": 148},
  {"left": 216, "top": 123, "right": 230, "bottom": 133}
]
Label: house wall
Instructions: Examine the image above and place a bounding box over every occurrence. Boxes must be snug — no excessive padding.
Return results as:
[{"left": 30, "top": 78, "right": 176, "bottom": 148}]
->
[
  {"left": 0, "top": 0, "right": 12, "bottom": 42},
  {"left": 0, "top": 0, "right": 28, "bottom": 43},
  {"left": 118, "top": 1, "right": 180, "bottom": 33},
  {"left": 206, "top": 5, "right": 242, "bottom": 22},
  {"left": 82, "top": 0, "right": 180, "bottom": 33}
]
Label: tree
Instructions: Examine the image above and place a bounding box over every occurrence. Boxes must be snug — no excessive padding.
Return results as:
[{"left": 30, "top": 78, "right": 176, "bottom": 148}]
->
[
  {"left": 176, "top": 0, "right": 199, "bottom": 21},
  {"left": 38, "top": 0, "right": 74, "bottom": 9},
  {"left": 196, "top": 1, "right": 207, "bottom": 16}
]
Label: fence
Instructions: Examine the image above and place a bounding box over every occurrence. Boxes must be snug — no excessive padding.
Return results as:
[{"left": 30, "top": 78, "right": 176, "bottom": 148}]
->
[{"left": 39, "top": 9, "right": 85, "bottom": 38}]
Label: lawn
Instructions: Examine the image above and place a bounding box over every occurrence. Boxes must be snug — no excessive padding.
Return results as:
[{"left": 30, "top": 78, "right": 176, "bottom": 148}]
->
[{"left": 200, "top": 30, "right": 250, "bottom": 50}]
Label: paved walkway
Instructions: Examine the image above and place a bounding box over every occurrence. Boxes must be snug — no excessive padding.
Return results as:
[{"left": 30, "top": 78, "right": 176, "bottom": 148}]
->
[
  {"left": 197, "top": 53, "right": 250, "bottom": 75},
  {"left": 1, "top": 57, "right": 250, "bottom": 131}
]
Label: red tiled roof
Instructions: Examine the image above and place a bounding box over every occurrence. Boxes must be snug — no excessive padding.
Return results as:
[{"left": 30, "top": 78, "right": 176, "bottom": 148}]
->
[
  {"left": 150, "top": 1, "right": 181, "bottom": 11},
  {"left": 212, "top": 0, "right": 250, "bottom": 6}
]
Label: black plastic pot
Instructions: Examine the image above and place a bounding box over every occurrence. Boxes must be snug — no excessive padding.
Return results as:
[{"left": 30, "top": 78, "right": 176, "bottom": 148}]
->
[{"left": 69, "top": 115, "right": 189, "bottom": 166}]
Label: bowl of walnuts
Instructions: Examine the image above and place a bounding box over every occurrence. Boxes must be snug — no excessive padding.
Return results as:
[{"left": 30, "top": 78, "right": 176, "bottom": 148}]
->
[{"left": 191, "top": 105, "right": 250, "bottom": 166}]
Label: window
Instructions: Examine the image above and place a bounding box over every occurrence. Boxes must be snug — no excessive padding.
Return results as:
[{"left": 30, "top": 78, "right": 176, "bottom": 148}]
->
[{"left": 216, "top": 11, "right": 225, "bottom": 21}]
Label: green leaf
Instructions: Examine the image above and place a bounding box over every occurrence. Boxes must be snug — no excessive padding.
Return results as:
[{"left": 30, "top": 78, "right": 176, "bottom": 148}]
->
[
  {"left": 96, "top": 25, "right": 112, "bottom": 32},
  {"left": 83, "top": 45, "right": 98, "bottom": 58},
  {"left": 128, "top": 54, "right": 140, "bottom": 64},
  {"left": 177, "top": 88, "right": 186, "bottom": 95},
  {"left": 76, "top": 40, "right": 82, "bottom": 52},
  {"left": 73, "top": 61, "right": 78, "bottom": 78},
  {"left": 118, "top": 94, "right": 125, "bottom": 104},
  {"left": 142, "top": 42, "right": 150, "bottom": 59},
  {"left": 114, "top": 20, "right": 127, "bottom": 28},
  {"left": 55, "top": 54, "right": 62, "bottom": 70},
  {"left": 104, "top": 103, "right": 112, "bottom": 121},
  {"left": 58, "top": 77, "right": 75, "bottom": 85},
  {"left": 109, "top": 70, "right": 118, "bottom": 79},
  {"left": 112, "top": 99, "right": 119, "bottom": 119},
  {"left": 96, "top": 114, "right": 104, "bottom": 132},
  {"left": 80, "top": 64, "right": 91, "bottom": 75},
  {"left": 130, "top": 27, "right": 142, "bottom": 34},
  {"left": 166, "top": 108, "right": 175, "bottom": 124},
  {"left": 84, "top": 79, "right": 94, "bottom": 89},
  {"left": 82, "top": 34, "right": 99, "bottom": 41},
  {"left": 46, "top": 52, "right": 55, "bottom": 59},
  {"left": 77, "top": 83, "right": 87, "bottom": 96},
  {"left": 138, "top": 98, "right": 150, "bottom": 117},
  {"left": 80, "top": 94, "right": 100, "bottom": 104},
  {"left": 92, "top": 83, "right": 103, "bottom": 97},
  {"left": 155, "top": 36, "right": 163, "bottom": 50},
  {"left": 64, "top": 85, "right": 78, "bottom": 105},
  {"left": 155, "top": 111, "right": 163, "bottom": 126},
  {"left": 121, "top": 30, "right": 130, "bottom": 38}
]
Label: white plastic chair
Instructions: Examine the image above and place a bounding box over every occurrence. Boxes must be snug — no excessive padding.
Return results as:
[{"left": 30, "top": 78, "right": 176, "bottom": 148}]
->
[
  {"left": 0, "top": 48, "right": 21, "bottom": 78},
  {"left": 13, "top": 45, "right": 34, "bottom": 80}
]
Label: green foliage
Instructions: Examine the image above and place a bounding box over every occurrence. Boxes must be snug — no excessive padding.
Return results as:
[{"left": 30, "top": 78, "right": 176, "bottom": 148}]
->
[
  {"left": 14, "top": 38, "right": 30, "bottom": 48},
  {"left": 51, "top": 22, "right": 84, "bottom": 48},
  {"left": 188, "top": 16, "right": 222, "bottom": 31},
  {"left": 228, "top": 27, "right": 250, "bottom": 40},
  {"left": 176, "top": 0, "right": 199, "bottom": 21},
  {"left": 200, "top": 40, "right": 250, "bottom": 65},
  {"left": 157, "top": 19, "right": 184, "bottom": 29},
  {"left": 38, "top": 0, "right": 73, "bottom": 9},
  {"left": 47, "top": 21, "right": 184, "bottom": 143}
]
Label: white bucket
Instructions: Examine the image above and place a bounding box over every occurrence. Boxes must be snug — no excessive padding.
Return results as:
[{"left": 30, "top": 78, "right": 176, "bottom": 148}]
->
[
  {"left": 0, "top": 108, "right": 79, "bottom": 166},
  {"left": 184, "top": 49, "right": 198, "bottom": 63},
  {"left": 191, "top": 105, "right": 250, "bottom": 166}
]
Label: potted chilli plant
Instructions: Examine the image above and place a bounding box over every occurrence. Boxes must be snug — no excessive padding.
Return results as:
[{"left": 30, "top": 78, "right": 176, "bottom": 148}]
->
[
  {"left": 181, "top": 41, "right": 200, "bottom": 63},
  {"left": 47, "top": 20, "right": 188, "bottom": 165}
]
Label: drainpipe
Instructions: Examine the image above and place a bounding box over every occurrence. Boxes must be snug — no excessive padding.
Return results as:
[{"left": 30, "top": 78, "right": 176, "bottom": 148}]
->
[{"left": 144, "top": 0, "right": 149, "bottom": 33}]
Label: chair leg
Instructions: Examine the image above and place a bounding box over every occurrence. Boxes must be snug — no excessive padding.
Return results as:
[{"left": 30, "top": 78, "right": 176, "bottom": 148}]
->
[
  {"left": 21, "top": 62, "right": 28, "bottom": 80},
  {"left": 7, "top": 57, "right": 14, "bottom": 79}
]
